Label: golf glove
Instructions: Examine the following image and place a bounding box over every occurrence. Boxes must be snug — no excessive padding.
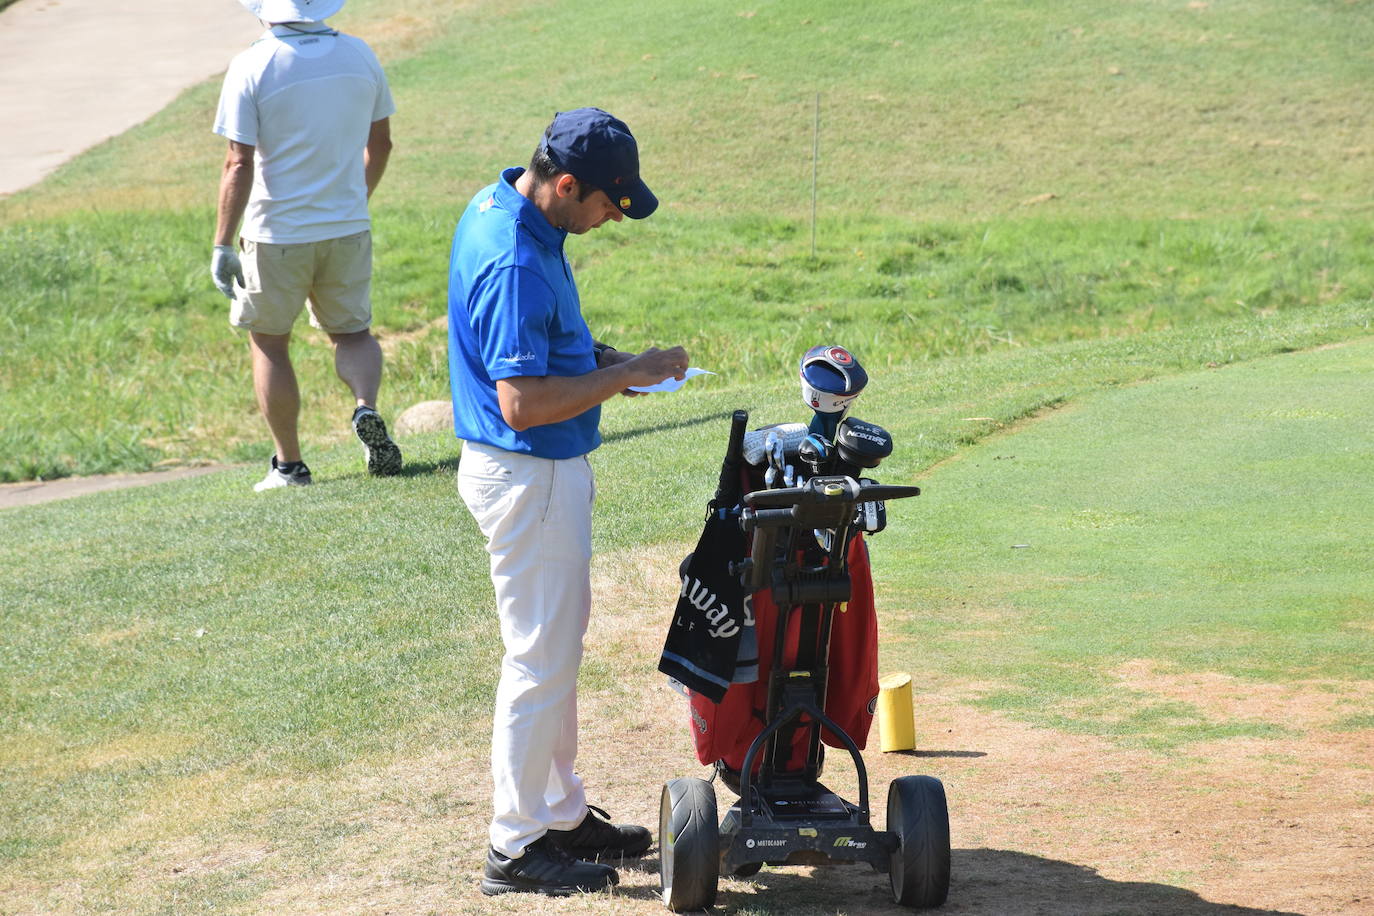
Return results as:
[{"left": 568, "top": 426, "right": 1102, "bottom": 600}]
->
[{"left": 211, "top": 245, "right": 244, "bottom": 299}]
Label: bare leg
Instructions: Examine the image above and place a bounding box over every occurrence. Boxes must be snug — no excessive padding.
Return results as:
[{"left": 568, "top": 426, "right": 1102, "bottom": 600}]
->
[
  {"left": 332, "top": 328, "right": 401, "bottom": 476},
  {"left": 249, "top": 331, "right": 301, "bottom": 463},
  {"left": 329, "top": 329, "right": 383, "bottom": 409}
]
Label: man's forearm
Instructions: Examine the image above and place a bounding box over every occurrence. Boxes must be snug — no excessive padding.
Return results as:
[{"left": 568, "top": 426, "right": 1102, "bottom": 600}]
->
[
  {"left": 365, "top": 147, "right": 391, "bottom": 198},
  {"left": 214, "top": 146, "right": 254, "bottom": 247},
  {"left": 496, "top": 367, "right": 635, "bottom": 431},
  {"left": 364, "top": 117, "right": 392, "bottom": 199},
  {"left": 496, "top": 345, "right": 688, "bottom": 431}
]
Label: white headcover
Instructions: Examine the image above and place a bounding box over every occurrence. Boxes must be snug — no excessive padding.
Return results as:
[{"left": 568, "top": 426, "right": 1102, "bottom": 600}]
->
[{"left": 240, "top": 0, "right": 344, "bottom": 23}]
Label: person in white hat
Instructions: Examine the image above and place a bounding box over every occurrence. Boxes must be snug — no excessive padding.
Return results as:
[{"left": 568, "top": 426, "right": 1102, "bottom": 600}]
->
[{"left": 212, "top": 0, "right": 402, "bottom": 491}]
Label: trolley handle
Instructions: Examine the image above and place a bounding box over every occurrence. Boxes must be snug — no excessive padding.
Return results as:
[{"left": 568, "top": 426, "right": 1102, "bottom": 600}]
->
[
  {"left": 743, "top": 477, "right": 920, "bottom": 511},
  {"left": 853, "top": 483, "right": 920, "bottom": 502},
  {"left": 740, "top": 507, "right": 797, "bottom": 531}
]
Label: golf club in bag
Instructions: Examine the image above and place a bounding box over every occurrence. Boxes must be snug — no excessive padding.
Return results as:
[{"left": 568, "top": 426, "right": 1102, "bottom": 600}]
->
[{"left": 656, "top": 346, "right": 951, "bottom": 912}]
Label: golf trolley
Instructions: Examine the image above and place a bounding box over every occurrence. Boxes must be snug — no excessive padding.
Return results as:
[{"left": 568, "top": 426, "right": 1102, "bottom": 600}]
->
[{"left": 657, "top": 346, "right": 952, "bottom": 911}]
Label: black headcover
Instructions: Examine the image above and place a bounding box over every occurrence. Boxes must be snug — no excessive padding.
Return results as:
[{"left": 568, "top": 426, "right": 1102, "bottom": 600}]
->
[{"left": 834, "top": 417, "right": 893, "bottom": 469}]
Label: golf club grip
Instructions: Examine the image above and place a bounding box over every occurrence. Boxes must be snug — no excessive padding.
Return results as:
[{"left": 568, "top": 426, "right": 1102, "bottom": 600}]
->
[
  {"left": 743, "top": 507, "right": 796, "bottom": 529},
  {"left": 712, "top": 409, "right": 750, "bottom": 508},
  {"left": 746, "top": 525, "right": 778, "bottom": 589}
]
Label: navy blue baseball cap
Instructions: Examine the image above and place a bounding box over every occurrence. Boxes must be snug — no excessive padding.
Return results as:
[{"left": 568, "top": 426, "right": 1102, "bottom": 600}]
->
[{"left": 541, "top": 108, "right": 658, "bottom": 219}]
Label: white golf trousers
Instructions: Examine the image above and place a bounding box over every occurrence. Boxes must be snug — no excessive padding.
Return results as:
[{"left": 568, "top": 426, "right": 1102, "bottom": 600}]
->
[{"left": 457, "top": 440, "right": 594, "bottom": 858}]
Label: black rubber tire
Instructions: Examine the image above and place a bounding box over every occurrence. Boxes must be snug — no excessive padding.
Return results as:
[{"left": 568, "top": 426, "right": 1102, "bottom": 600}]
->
[
  {"left": 659, "top": 777, "right": 720, "bottom": 912},
  {"left": 887, "top": 774, "right": 951, "bottom": 909},
  {"left": 731, "top": 861, "right": 762, "bottom": 878}
]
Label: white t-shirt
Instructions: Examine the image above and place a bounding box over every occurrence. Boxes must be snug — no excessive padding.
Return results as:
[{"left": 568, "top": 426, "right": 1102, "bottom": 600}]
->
[{"left": 214, "top": 23, "right": 395, "bottom": 244}]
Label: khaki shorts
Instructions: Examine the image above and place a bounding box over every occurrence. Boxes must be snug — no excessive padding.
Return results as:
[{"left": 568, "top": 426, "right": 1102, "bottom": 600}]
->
[{"left": 230, "top": 230, "right": 372, "bottom": 335}]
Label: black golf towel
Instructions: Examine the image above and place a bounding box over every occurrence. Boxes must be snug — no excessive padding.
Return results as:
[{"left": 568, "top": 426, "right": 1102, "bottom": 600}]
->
[{"left": 658, "top": 508, "right": 751, "bottom": 702}]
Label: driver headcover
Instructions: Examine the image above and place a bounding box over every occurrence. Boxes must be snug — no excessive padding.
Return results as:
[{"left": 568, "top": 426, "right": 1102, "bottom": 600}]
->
[{"left": 800, "top": 344, "right": 868, "bottom": 414}]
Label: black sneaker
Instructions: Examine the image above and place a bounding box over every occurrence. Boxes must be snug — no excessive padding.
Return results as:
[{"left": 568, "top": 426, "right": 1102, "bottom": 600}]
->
[
  {"left": 546, "top": 804, "right": 652, "bottom": 861},
  {"left": 351, "top": 406, "right": 402, "bottom": 477},
  {"left": 480, "top": 835, "right": 618, "bottom": 896}
]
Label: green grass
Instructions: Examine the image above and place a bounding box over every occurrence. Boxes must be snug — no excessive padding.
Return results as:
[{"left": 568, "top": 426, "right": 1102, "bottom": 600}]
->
[
  {"left": 1, "top": 435, "right": 495, "bottom": 862},
  {"left": 879, "top": 338, "right": 1374, "bottom": 748},
  {"left": 2, "top": 209, "right": 1368, "bottom": 481},
  {"left": 12, "top": 0, "right": 1373, "bottom": 223},
  {"left": 4, "top": 317, "right": 1372, "bottom": 898},
  {"left": 3, "top": 0, "right": 1374, "bottom": 910}
]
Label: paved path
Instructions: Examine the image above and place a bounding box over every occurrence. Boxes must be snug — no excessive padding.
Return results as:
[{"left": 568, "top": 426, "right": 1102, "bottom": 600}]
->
[
  {"left": 0, "top": 0, "right": 261, "bottom": 196},
  {"left": 1, "top": 0, "right": 261, "bottom": 505},
  {"left": 0, "top": 466, "right": 233, "bottom": 509}
]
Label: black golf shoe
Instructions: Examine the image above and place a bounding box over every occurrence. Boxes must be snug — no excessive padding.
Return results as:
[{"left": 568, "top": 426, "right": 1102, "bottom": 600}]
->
[
  {"left": 480, "top": 836, "right": 618, "bottom": 896},
  {"left": 351, "top": 406, "right": 402, "bottom": 477},
  {"left": 546, "top": 804, "right": 653, "bottom": 861}
]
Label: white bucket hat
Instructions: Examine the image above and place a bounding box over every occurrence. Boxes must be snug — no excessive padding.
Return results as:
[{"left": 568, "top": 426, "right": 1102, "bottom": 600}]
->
[{"left": 240, "top": 0, "right": 345, "bottom": 23}]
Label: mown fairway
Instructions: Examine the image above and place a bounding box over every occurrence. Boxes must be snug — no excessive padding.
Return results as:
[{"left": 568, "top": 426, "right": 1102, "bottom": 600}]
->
[
  {"left": 888, "top": 338, "right": 1374, "bottom": 734},
  {"left": 4, "top": 330, "right": 1371, "bottom": 914},
  {"left": 1, "top": 0, "right": 1372, "bottom": 913}
]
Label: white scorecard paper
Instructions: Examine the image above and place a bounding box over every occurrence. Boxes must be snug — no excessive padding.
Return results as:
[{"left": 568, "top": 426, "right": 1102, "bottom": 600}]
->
[{"left": 628, "top": 367, "right": 716, "bottom": 394}]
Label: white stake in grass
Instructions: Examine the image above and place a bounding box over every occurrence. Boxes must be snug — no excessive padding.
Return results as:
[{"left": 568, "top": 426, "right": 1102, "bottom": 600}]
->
[{"left": 811, "top": 93, "right": 820, "bottom": 259}]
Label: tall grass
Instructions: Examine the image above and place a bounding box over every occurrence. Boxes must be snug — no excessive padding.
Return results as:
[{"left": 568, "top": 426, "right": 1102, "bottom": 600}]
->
[
  {"left": 0, "top": 0, "right": 1370, "bottom": 481},
  {"left": 2, "top": 207, "right": 1368, "bottom": 481},
  {"left": 10, "top": 0, "right": 1372, "bottom": 223}
]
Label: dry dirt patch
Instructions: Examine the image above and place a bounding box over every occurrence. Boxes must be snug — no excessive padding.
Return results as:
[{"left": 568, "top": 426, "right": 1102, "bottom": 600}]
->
[
  {"left": 25, "top": 545, "right": 1369, "bottom": 914},
  {"left": 366, "top": 551, "right": 1372, "bottom": 915},
  {"left": 420, "top": 547, "right": 1373, "bottom": 914},
  {"left": 1114, "top": 658, "right": 1374, "bottom": 731}
]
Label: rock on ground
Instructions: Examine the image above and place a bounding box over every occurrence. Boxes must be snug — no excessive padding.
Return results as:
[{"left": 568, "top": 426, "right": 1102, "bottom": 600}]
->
[{"left": 394, "top": 400, "right": 453, "bottom": 436}]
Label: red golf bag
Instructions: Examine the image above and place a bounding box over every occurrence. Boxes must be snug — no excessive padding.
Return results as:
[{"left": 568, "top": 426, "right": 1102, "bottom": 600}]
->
[{"left": 685, "top": 486, "right": 880, "bottom": 776}]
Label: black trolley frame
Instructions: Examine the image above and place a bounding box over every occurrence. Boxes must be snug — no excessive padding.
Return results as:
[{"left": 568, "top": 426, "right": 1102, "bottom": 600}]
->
[{"left": 718, "top": 473, "right": 920, "bottom": 875}]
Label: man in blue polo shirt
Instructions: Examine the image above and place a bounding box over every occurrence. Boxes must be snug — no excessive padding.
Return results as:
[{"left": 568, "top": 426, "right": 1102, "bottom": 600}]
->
[{"left": 448, "top": 108, "right": 688, "bottom": 897}]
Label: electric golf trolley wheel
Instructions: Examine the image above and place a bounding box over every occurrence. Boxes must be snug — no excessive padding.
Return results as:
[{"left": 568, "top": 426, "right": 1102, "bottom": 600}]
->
[
  {"left": 659, "top": 777, "right": 719, "bottom": 912},
  {"left": 887, "top": 775, "right": 951, "bottom": 908}
]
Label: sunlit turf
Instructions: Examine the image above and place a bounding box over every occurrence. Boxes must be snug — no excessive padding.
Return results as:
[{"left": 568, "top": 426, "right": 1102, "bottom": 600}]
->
[
  {"left": 4, "top": 325, "right": 1371, "bottom": 910},
  {"left": 2, "top": 0, "right": 1372, "bottom": 909},
  {"left": 2, "top": 0, "right": 1371, "bottom": 481},
  {"left": 879, "top": 337, "right": 1374, "bottom": 747}
]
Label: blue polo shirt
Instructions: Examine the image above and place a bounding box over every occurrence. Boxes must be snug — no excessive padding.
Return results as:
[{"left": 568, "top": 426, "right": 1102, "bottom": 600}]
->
[{"left": 447, "top": 167, "right": 600, "bottom": 459}]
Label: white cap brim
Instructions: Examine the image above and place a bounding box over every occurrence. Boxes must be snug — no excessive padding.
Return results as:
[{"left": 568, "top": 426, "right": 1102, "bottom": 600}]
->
[{"left": 240, "top": 0, "right": 344, "bottom": 23}]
